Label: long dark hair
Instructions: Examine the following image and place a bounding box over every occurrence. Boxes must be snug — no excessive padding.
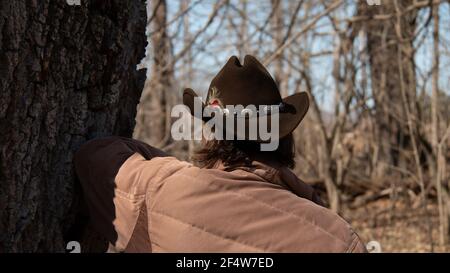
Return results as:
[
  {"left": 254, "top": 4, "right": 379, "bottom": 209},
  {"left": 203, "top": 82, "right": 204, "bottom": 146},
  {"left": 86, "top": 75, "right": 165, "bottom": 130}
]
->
[{"left": 192, "top": 134, "right": 296, "bottom": 169}]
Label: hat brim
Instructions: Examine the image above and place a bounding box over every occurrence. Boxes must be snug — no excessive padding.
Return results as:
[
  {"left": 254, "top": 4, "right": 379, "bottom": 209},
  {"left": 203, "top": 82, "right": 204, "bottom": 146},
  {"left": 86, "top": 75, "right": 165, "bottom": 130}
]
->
[{"left": 182, "top": 88, "right": 309, "bottom": 140}]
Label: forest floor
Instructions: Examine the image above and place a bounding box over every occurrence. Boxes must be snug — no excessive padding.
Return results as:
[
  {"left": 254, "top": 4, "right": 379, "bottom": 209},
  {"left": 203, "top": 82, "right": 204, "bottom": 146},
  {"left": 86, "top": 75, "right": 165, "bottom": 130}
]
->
[{"left": 344, "top": 198, "right": 450, "bottom": 252}]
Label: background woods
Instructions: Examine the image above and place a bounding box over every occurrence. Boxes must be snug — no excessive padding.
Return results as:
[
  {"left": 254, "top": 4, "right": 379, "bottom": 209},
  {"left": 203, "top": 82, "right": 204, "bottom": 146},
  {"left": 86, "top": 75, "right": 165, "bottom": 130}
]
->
[{"left": 135, "top": 0, "right": 450, "bottom": 252}]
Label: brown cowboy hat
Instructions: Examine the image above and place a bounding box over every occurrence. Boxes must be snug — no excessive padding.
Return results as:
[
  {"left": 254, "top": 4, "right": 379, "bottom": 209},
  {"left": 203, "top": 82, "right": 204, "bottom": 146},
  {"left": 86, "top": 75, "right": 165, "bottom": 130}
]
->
[{"left": 183, "top": 55, "right": 309, "bottom": 140}]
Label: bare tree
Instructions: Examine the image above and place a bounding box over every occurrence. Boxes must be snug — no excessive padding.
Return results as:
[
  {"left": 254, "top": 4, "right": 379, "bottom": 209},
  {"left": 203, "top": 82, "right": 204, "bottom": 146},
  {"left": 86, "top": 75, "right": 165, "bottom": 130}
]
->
[
  {"left": 431, "top": 2, "right": 450, "bottom": 245},
  {"left": 134, "top": 0, "right": 174, "bottom": 147},
  {"left": 356, "top": 0, "right": 419, "bottom": 175},
  {"left": 271, "top": 0, "right": 285, "bottom": 93}
]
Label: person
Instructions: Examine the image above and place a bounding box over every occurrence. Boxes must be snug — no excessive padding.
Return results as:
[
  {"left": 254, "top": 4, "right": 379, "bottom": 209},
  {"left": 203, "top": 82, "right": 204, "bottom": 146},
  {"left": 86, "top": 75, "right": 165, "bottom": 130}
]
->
[{"left": 74, "top": 55, "right": 367, "bottom": 253}]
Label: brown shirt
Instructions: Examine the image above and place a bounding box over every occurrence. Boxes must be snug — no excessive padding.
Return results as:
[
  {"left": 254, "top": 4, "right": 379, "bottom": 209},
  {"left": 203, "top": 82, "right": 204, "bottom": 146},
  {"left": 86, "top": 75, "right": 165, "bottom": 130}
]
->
[{"left": 74, "top": 137, "right": 366, "bottom": 253}]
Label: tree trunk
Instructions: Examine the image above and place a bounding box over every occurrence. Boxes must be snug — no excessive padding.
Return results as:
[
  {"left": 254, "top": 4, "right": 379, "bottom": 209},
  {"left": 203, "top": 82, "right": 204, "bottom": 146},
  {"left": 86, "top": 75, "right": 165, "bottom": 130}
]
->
[
  {"left": 0, "top": 0, "right": 147, "bottom": 252},
  {"left": 271, "top": 0, "right": 284, "bottom": 95},
  {"left": 134, "top": 0, "right": 173, "bottom": 147},
  {"left": 356, "top": 0, "right": 418, "bottom": 173},
  {"left": 181, "top": 0, "right": 196, "bottom": 158}
]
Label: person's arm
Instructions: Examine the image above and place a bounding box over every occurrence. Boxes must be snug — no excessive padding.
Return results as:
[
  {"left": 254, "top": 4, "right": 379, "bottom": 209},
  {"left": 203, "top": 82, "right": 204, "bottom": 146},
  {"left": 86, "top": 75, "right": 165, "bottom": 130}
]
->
[
  {"left": 73, "top": 136, "right": 168, "bottom": 251},
  {"left": 74, "top": 136, "right": 168, "bottom": 197},
  {"left": 74, "top": 136, "right": 167, "bottom": 177}
]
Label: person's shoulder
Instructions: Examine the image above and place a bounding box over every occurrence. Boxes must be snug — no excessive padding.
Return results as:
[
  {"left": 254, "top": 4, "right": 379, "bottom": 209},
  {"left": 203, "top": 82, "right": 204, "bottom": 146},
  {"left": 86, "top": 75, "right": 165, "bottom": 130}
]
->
[
  {"left": 138, "top": 155, "right": 196, "bottom": 182},
  {"left": 291, "top": 197, "right": 367, "bottom": 252}
]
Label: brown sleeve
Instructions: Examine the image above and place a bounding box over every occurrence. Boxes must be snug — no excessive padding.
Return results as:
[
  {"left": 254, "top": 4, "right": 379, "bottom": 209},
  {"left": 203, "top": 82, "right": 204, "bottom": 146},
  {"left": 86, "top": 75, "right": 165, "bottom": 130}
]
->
[
  {"left": 74, "top": 137, "right": 167, "bottom": 189},
  {"left": 73, "top": 137, "right": 167, "bottom": 248},
  {"left": 74, "top": 136, "right": 167, "bottom": 166}
]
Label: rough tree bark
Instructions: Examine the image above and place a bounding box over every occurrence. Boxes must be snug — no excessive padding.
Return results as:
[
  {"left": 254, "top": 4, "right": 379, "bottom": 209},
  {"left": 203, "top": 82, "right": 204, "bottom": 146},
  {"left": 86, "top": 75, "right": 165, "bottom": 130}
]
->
[{"left": 0, "top": 0, "right": 147, "bottom": 252}]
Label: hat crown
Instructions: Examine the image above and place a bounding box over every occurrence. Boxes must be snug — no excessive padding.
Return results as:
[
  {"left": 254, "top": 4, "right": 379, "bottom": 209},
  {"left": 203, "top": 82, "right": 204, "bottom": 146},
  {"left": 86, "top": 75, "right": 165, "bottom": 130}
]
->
[{"left": 206, "top": 55, "right": 282, "bottom": 107}]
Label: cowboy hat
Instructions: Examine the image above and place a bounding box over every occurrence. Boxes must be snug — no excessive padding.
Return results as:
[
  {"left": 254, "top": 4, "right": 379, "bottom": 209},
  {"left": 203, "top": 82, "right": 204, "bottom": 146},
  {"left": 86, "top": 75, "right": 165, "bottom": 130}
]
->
[{"left": 182, "top": 55, "right": 309, "bottom": 141}]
